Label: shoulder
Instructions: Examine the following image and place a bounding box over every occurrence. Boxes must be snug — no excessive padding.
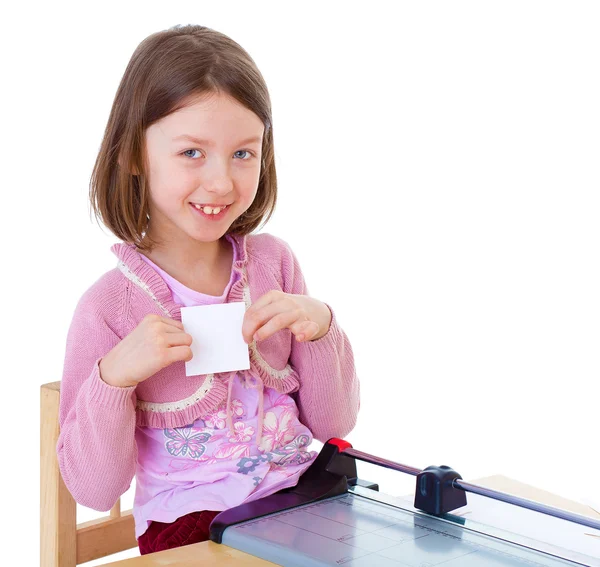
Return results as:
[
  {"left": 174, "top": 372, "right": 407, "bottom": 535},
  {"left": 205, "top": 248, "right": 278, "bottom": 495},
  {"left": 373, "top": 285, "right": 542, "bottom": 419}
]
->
[
  {"left": 69, "top": 268, "right": 127, "bottom": 336},
  {"left": 245, "top": 232, "right": 305, "bottom": 292},
  {"left": 246, "top": 231, "right": 301, "bottom": 268},
  {"left": 246, "top": 232, "right": 294, "bottom": 264}
]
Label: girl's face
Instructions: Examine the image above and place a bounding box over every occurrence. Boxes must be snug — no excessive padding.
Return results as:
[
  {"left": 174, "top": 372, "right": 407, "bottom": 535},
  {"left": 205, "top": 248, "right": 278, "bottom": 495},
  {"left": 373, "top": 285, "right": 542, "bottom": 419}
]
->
[{"left": 143, "top": 91, "right": 264, "bottom": 246}]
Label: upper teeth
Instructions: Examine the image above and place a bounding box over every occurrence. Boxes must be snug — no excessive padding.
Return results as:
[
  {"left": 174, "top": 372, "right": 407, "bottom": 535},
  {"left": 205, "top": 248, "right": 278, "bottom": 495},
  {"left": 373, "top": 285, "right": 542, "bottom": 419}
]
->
[{"left": 193, "top": 204, "right": 227, "bottom": 214}]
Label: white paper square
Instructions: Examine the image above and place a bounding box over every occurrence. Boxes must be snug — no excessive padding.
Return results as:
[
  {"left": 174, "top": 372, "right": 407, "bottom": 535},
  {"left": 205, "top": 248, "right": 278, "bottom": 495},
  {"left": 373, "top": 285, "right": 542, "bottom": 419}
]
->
[{"left": 180, "top": 302, "right": 250, "bottom": 376}]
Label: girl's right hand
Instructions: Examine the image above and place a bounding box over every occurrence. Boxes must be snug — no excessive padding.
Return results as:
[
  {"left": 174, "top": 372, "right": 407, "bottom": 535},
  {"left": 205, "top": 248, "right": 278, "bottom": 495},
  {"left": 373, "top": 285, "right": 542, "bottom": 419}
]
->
[{"left": 98, "top": 314, "right": 193, "bottom": 388}]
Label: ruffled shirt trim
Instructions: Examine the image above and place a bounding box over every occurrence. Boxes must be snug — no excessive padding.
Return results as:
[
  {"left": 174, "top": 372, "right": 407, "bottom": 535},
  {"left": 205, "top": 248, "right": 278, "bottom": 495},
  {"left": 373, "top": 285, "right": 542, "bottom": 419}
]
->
[{"left": 110, "top": 233, "right": 301, "bottom": 429}]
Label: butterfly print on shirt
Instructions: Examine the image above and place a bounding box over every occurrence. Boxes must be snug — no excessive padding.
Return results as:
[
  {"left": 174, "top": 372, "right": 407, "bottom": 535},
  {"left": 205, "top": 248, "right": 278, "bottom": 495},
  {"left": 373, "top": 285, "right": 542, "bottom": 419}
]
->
[{"left": 163, "top": 427, "right": 212, "bottom": 459}]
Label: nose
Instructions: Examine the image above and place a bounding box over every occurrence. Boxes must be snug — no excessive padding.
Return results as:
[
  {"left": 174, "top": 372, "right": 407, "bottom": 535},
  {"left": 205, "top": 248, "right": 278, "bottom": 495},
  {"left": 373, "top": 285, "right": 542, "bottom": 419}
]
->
[{"left": 201, "top": 155, "right": 234, "bottom": 195}]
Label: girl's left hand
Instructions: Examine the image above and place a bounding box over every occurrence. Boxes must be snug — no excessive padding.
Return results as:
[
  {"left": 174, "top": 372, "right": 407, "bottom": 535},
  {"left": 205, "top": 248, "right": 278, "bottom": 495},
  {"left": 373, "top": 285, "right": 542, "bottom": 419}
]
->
[{"left": 242, "top": 290, "right": 332, "bottom": 344}]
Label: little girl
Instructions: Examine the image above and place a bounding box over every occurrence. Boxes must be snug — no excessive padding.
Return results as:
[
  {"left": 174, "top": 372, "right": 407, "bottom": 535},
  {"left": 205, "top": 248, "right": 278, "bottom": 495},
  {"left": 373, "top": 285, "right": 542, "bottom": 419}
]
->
[{"left": 57, "top": 23, "right": 360, "bottom": 555}]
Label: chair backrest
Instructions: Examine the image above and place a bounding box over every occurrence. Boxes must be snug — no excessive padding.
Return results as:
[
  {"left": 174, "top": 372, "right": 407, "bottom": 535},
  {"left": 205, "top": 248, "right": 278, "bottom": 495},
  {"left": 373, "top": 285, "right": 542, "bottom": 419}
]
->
[{"left": 40, "top": 382, "right": 138, "bottom": 566}]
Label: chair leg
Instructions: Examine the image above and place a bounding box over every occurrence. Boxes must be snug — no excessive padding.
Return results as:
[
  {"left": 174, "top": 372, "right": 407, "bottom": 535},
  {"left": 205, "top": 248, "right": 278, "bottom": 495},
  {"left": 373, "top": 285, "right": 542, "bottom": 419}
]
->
[{"left": 41, "top": 384, "right": 77, "bottom": 567}]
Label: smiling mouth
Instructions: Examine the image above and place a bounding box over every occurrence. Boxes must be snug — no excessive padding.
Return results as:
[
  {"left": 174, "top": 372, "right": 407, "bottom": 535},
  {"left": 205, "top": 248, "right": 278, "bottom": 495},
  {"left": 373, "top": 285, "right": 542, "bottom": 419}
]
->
[{"left": 190, "top": 203, "right": 230, "bottom": 215}]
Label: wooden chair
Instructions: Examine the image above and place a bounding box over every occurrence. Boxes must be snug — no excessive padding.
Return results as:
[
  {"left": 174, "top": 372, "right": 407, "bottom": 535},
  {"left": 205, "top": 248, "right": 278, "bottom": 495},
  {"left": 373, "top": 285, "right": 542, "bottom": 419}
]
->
[{"left": 40, "top": 381, "right": 139, "bottom": 566}]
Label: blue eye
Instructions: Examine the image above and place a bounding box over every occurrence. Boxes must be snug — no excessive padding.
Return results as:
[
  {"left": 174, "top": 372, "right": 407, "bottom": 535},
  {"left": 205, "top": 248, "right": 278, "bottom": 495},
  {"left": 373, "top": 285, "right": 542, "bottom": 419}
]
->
[
  {"left": 182, "top": 149, "right": 201, "bottom": 159},
  {"left": 181, "top": 149, "right": 254, "bottom": 160},
  {"left": 234, "top": 150, "right": 252, "bottom": 160}
]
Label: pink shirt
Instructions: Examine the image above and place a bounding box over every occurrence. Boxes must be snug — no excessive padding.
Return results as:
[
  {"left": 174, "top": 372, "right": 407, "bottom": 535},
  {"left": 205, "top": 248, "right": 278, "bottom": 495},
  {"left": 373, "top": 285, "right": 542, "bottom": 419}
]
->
[
  {"left": 133, "top": 235, "right": 317, "bottom": 539},
  {"left": 56, "top": 231, "right": 360, "bottom": 537}
]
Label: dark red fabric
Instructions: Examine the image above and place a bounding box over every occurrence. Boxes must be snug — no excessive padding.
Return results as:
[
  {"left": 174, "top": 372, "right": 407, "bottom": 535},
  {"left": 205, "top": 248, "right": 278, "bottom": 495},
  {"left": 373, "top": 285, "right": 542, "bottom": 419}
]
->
[{"left": 137, "top": 510, "right": 221, "bottom": 555}]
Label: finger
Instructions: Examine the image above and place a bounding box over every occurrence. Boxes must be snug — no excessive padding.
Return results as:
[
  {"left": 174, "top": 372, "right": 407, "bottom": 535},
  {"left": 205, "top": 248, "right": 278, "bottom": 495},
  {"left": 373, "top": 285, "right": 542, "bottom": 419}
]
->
[
  {"left": 164, "top": 323, "right": 186, "bottom": 333},
  {"left": 244, "top": 290, "right": 284, "bottom": 321},
  {"left": 164, "top": 331, "right": 193, "bottom": 347},
  {"left": 167, "top": 345, "right": 194, "bottom": 364},
  {"left": 161, "top": 317, "right": 185, "bottom": 331},
  {"left": 253, "top": 309, "right": 305, "bottom": 343},
  {"left": 291, "top": 320, "right": 320, "bottom": 342},
  {"left": 242, "top": 296, "right": 291, "bottom": 343}
]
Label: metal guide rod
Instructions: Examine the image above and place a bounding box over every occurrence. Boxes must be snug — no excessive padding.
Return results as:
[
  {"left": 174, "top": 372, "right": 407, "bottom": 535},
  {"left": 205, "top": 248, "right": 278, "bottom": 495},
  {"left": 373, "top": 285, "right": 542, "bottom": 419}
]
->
[
  {"left": 344, "top": 448, "right": 422, "bottom": 476},
  {"left": 342, "top": 447, "right": 600, "bottom": 532},
  {"left": 453, "top": 479, "right": 600, "bottom": 532}
]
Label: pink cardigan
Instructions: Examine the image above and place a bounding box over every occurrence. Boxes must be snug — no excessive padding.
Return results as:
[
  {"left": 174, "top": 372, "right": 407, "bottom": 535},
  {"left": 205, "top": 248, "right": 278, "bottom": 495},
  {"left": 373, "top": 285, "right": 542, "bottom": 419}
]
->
[{"left": 57, "top": 232, "right": 360, "bottom": 511}]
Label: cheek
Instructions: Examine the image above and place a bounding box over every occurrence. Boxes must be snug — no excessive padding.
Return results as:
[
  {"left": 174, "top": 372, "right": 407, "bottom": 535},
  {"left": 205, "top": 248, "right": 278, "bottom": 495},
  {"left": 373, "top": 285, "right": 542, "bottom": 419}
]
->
[
  {"left": 237, "top": 168, "right": 261, "bottom": 200},
  {"left": 149, "top": 180, "right": 192, "bottom": 211},
  {"left": 156, "top": 167, "right": 195, "bottom": 198},
  {"left": 238, "top": 186, "right": 259, "bottom": 209}
]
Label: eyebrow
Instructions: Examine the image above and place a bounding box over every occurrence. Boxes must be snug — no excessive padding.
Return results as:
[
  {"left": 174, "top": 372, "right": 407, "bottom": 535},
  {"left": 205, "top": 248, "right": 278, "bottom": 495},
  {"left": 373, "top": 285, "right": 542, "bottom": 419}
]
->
[{"left": 172, "top": 134, "right": 262, "bottom": 146}]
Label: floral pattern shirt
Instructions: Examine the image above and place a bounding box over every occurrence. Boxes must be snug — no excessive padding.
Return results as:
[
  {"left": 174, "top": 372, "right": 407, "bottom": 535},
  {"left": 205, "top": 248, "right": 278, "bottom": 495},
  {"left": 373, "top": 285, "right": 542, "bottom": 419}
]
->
[{"left": 132, "top": 237, "right": 317, "bottom": 539}]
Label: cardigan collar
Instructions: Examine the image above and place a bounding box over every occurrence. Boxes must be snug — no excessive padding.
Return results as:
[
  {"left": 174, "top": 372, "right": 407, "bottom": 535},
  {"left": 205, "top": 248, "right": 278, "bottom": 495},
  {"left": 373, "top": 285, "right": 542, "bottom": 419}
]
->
[{"left": 109, "top": 232, "right": 249, "bottom": 323}]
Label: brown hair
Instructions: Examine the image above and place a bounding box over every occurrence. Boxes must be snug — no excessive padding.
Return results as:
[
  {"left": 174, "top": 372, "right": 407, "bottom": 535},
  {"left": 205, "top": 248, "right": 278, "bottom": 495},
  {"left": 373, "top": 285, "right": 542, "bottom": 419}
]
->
[{"left": 89, "top": 24, "right": 277, "bottom": 253}]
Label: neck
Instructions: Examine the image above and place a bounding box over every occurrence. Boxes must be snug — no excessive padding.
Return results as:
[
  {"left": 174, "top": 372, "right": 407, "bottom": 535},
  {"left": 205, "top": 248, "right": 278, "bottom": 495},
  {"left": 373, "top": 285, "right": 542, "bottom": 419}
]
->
[{"left": 141, "top": 233, "right": 229, "bottom": 277}]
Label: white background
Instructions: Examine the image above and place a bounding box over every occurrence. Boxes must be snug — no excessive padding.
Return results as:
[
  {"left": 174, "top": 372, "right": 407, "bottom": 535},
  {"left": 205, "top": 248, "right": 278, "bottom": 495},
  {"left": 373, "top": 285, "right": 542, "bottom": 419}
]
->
[{"left": 3, "top": 1, "right": 598, "bottom": 563}]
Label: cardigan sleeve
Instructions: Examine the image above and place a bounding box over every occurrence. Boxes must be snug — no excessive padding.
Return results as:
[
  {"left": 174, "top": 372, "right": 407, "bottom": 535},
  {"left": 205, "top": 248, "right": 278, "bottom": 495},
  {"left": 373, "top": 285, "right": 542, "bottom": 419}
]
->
[
  {"left": 56, "top": 285, "right": 138, "bottom": 512},
  {"left": 278, "top": 239, "right": 360, "bottom": 442}
]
